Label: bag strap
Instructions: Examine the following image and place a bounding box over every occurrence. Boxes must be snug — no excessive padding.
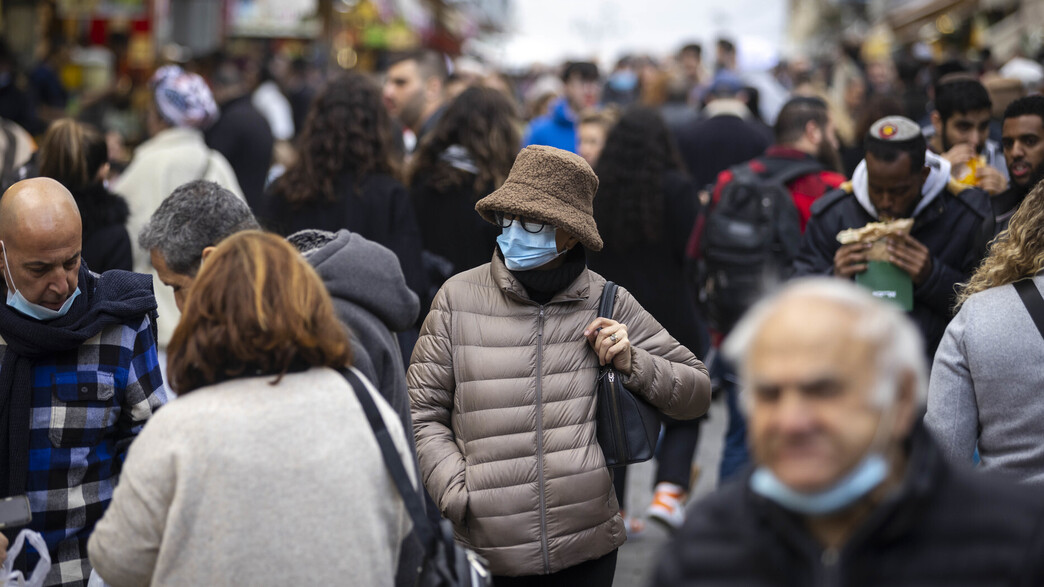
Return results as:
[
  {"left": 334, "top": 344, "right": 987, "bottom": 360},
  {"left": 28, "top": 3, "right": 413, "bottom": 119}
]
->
[
  {"left": 338, "top": 367, "right": 437, "bottom": 552},
  {"left": 1, "top": 122, "right": 17, "bottom": 180},
  {"left": 762, "top": 159, "right": 824, "bottom": 187},
  {"left": 1013, "top": 279, "right": 1044, "bottom": 341},
  {"left": 599, "top": 281, "right": 618, "bottom": 320},
  {"left": 724, "top": 159, "right": 822, "bottom": 194}
]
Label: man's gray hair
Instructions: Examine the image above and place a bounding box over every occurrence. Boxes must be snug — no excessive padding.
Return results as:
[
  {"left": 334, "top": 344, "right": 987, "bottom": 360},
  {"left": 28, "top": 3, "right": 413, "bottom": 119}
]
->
[
  {"left": 287, "top": 229, "right": 338, "bottom": 259},
  {"left": 138, "top": 180, "right": 260, "bottom": 276},
  {"left": 722, "top": 278, "right": 928, "bottom": 410}
]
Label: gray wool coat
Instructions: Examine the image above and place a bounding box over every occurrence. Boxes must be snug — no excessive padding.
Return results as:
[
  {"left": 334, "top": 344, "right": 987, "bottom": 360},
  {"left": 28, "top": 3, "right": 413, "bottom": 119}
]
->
[{"left": 925, "top": 274, "right": 1044, "bottom": 485}]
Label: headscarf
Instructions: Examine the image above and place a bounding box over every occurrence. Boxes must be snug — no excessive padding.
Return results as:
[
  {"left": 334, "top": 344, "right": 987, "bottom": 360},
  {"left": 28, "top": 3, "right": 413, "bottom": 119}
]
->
[{"left": 150, "top": 65, "right": 219, "bottom": 129}]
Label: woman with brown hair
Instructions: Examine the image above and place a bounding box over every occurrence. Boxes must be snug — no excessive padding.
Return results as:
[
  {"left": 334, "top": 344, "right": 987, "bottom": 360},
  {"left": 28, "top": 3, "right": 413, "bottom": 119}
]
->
[
  {"left": 87, "top": 231, "right": 416, "bottom": 586},
  {"left": 38, "top": 118, "right": 132, "bottom": 272},
  {"left": 926, "top": 180, "right": 1044, "bottom": 484},
  {"left": 408, "top": 85, "right": 521, "bottom": 301},
  {"left": 256, "top": 72, "right": 425, "bottom": 302}
]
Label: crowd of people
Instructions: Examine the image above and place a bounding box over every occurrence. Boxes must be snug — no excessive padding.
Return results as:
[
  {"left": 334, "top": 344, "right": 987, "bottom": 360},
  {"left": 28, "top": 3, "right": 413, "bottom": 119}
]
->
[{"left": 0, "top": 29, "right": 1043, "bottom": 587}]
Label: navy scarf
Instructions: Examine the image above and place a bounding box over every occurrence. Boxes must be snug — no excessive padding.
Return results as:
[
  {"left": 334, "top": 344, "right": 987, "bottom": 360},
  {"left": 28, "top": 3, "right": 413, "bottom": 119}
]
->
[{"left": 0, "top": 262, "right": 157, "bottom": 497}]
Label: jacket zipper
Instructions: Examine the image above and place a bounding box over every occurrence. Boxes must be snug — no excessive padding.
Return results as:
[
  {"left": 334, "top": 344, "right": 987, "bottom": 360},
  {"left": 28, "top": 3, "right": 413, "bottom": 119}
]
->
[
  {"left": 818, "top": 546, "right": 840, "bottom": 587},
  {"left": 536, "top": 306, "right": 551, "bottom": 574},
  {"left": 607, "top": 371, "right": 626, "bottom": 459}
]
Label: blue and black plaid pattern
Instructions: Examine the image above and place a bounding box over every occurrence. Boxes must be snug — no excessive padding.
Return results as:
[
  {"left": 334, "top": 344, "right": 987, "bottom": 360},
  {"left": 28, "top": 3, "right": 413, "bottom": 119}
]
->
[{"left": 8, "top": 314, "right": 166, "bottom": 587}]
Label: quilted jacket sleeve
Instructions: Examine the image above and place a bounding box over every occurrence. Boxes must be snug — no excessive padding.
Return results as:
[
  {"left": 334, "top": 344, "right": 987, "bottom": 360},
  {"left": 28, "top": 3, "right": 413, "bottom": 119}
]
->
[
  {"left": 407, "top": 286, "right": 468, "bottom": 525},
  {"left": 614, "top": 285, "right": 712, "bottom": 420}
]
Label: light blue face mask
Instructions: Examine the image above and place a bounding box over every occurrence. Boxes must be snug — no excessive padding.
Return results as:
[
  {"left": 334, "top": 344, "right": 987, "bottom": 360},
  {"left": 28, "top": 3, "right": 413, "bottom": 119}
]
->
[
  {"left": 749, "top": 453, "right": 889, "bottom": 516},
  {"left": 1, "top": 241, "right": 80, "bottom": 321},
  {"left": 497, "top": 221, "right": 566, "bottom": 271}
]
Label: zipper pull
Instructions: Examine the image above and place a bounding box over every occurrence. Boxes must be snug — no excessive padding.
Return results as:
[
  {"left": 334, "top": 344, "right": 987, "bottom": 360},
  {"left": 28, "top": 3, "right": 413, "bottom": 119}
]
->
[{"left": 607, "top": 371, "right": 615, "bottom": 383}]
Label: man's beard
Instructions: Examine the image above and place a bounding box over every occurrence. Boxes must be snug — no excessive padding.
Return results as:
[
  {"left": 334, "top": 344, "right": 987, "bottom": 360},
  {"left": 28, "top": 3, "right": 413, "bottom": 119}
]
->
[
  {"left": 815, "top": 138, "right": 843, "bottom": 174},
  {"left": 941, "top": 132, "right": 984, "bottom": 156},
  {"left": 1013, "top": 161, "right": 1044, "bottom": 196},
  {"left": 399, "top": 92, "right": 427, "bottom": 130}
]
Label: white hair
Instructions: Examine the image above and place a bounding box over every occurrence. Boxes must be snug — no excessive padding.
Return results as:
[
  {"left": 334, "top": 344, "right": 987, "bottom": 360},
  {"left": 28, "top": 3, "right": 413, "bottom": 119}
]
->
[{"left": 722, "top": 278, "right": 928, "bottom": 412}]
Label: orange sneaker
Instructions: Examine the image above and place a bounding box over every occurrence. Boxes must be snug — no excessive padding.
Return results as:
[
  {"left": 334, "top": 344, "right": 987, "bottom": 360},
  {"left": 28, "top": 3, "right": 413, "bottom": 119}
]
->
[
  {"left": 619, "top": 509, "right": 646, "bottom": 537},
  {"left": 646, "top": 482, "right": 687, "bottom": 530}
]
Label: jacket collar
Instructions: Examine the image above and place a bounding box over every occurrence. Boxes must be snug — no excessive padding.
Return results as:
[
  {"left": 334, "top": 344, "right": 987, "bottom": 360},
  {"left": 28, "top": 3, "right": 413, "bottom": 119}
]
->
[
  {"left": 489, "top": 249, "right": 592, "bottom": 305},
  {"left": 703, "top": 98, "right": 752, "bottom": 120},
  {"left": 143, "top": 126, "right": 206, "bottom": 148},
  {"left": 748, "top": 422, "right": 942, "bottom": 557},
  {"left": 551, "top": 98, "right": 576, "bottom": 126}
]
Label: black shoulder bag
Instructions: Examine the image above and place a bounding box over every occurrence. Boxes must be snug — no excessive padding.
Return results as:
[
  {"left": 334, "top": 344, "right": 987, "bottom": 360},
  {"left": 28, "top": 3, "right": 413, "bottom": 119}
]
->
[
  {"left": 1014, "top": 279, "right": 1044, "bottom": 340},
  {"left": 595, "top": 282, "right": 662, "bottom": 468},
  {"left": 339, "top": 368, "right": 491, "bottom": 587}
]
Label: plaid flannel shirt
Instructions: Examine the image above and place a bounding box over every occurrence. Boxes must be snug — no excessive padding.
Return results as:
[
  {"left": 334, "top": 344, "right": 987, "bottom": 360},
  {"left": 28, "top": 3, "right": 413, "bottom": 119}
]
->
[{"left": 5, "top": 313, "right": 167, "bottom": 587}]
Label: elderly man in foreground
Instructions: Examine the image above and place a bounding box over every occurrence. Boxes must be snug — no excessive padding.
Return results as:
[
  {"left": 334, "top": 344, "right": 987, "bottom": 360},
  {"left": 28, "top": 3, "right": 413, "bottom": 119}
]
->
[{"left": 652, "top": 278, "right": 1044, "bottom": 586}]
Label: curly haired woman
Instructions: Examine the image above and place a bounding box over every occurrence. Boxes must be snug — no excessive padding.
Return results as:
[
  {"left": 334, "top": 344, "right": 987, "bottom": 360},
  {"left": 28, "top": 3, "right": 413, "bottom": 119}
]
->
[
  {"left": 256, "top": 72, "right": 426, "bottom": 303},
  {"left": 408, "top": 85, "right": 520, "bottom": 297},
  {"left": 926, "top": 180, "right": 1044, "bottom": 484},
  {"left": 586, "top": 106, "right": 708, "bottom": 532}
]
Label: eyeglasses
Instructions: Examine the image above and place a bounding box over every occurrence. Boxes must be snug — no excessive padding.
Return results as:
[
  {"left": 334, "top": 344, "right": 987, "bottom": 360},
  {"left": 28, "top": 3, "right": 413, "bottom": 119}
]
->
[{"left": 494, "top": 212, "right": 549, "bottom": 234}]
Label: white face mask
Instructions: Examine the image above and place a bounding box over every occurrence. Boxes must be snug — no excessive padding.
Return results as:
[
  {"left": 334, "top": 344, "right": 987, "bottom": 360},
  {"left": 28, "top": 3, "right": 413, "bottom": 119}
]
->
[{"left": 1, "top": 241, "right": 80, "bottom": 321}]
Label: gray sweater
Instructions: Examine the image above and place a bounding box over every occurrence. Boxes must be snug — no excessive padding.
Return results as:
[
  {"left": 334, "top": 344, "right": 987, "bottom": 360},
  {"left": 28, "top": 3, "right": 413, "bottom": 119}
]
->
[
  {"left": 87, "top": 367, "right": 414, "bottom": 586},
  {"left": 925, "top": 274, "right": 1044, "bottom": 484}
]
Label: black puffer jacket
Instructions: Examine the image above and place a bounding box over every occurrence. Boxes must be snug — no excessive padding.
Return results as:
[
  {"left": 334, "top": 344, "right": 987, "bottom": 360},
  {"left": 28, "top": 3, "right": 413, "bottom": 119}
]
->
[
  {"left": 652, "top": 426, "right": 1044, "bottom": 587},
  {"left": 76, "top": 183, "right": 132, "bottom": 273},
  {"left": 257, "top": 172, "right": 427, "bottom": 305},
  {"left": 793, "top": 177, "right": 992, "bottom": 357}
]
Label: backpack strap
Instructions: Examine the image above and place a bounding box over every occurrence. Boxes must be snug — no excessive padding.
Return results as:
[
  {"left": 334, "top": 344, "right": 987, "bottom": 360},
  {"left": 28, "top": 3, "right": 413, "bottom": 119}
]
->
[
  {"left": 725, "top": 158, "right": 823, "bottom": 190},
  {"left": 761, "top": 159, "right": 824, "bottom": 187},
  {"left": 1013, "top": 279, "right": 1044, "bottom": 341},
  {"left": 338, "top": 367, "right": 437, "bottom": 552}
]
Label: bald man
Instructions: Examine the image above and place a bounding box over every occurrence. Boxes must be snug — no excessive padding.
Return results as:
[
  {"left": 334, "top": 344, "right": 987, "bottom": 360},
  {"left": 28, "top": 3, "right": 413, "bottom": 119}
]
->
[{"left": 0, "top": 178, "right": 166, "bottom": 587}]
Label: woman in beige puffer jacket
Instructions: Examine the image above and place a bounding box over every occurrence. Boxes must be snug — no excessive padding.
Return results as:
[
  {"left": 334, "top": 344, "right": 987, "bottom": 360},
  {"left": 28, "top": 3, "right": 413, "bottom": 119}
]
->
[{"left": 408, "top": 145, "right": 711, "bottom": 584}]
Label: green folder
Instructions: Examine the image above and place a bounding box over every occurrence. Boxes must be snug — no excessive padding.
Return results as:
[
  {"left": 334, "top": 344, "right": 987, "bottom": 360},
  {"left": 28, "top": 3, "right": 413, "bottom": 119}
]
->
[{"left": 856, "top": 260, "right": 913, "bottom": 311}]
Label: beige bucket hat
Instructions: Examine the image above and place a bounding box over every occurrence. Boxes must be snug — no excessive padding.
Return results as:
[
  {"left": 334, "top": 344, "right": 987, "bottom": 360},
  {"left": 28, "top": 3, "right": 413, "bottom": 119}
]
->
[{"left": 475, "top": 145, "right": 603, "bottom": 251}]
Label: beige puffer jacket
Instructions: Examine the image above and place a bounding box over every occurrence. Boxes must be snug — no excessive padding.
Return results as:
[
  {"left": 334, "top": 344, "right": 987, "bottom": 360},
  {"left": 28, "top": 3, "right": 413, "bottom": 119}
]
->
[{"left": 408, "top": 254, "right": 711, "bottom": 577}]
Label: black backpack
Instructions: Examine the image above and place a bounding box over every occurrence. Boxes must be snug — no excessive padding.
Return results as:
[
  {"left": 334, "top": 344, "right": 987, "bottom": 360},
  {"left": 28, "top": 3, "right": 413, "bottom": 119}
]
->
[{"left": 698, "top": 159, "right": 822, "bottom": 333}]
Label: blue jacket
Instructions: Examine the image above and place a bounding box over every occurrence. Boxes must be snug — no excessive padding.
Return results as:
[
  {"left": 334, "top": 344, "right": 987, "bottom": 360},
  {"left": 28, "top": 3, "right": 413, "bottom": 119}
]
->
[{"left": 523, "top": 98, "right": 578, "bottom": 153}]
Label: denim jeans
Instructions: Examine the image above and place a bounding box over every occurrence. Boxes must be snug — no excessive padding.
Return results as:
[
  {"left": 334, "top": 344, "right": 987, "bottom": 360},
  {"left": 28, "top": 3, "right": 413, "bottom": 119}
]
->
[{"left": 713, "top": 354, "right": 750, "bottom": 482}]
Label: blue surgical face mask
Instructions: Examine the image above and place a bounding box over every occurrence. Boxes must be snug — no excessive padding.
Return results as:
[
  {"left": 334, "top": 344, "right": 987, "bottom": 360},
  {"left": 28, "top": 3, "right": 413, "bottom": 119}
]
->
[
  {"left": 497, "top": 221, "right": 566, "bottom": 271},
  {"left": 1, "top": 241, "right": 80, "bottom": 321},
  {"left": 749, "top": 453, "right": 889, "bottom": 516},
  {"left": 608, "top": 70, "right": 638, "bottom": 92}
]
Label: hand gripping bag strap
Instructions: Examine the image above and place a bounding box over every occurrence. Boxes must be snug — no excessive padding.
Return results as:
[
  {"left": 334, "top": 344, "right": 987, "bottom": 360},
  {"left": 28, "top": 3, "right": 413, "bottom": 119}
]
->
[
  {"left": 596, "top": 282, "right": 661, "bottom": 467},
  {"left": 339, "top": 368, "right": 489, "bottom": 587},
  {"left": 599, "top": 281, "right": 618, "bottom": 322},
  {"left": 1014, "top": 279, "right": 1044, "bottom": 341}
]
